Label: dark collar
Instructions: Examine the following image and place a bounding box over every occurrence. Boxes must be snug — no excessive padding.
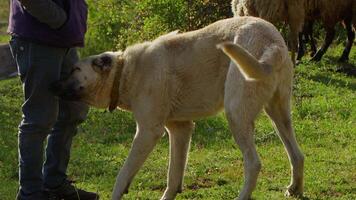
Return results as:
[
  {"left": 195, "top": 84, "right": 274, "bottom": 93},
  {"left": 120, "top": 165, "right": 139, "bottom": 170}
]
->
[{"left": 108, "top": 57, "right": 124, "bottom": 112}]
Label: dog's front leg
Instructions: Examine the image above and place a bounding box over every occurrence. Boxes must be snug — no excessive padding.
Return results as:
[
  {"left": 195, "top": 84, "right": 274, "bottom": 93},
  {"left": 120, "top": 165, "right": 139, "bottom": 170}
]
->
[
  {"left": 161, "top": 121, "right": 194, "bottom": 200},
  {"left": 112, "top": 123, "right": 165, "bottom": 200}
]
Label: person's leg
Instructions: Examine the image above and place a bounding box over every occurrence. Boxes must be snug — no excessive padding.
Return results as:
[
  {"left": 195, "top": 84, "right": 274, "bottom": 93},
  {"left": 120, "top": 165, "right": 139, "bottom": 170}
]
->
[
  {"left": 43, "top": 48, "right": 89, "bottom": 188},
  {"left": 9, "top": 37, "right": 67, "bottom": 199},
  {"left": 42, "top": 49, "right": 98, "bottom": 199}
]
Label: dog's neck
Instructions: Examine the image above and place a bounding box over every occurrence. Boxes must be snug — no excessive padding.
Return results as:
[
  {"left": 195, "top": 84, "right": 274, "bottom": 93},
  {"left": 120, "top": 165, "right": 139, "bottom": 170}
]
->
[{"left": 108, "top": 56, "right": 124, "bottom": 112}]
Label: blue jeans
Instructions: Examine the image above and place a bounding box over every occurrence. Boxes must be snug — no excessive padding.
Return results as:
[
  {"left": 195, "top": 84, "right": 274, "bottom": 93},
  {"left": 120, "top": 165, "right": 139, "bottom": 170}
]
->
[{"left": 9, "top": 37, "right": 89, "bottom": 198}]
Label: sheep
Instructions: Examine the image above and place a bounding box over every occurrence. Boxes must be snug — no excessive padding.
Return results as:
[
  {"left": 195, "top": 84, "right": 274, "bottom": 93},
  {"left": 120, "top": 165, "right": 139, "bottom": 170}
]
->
[
  {"left": 232, "top": 0, "right": 355, "bottom": 63},
  {"left": 298, "top": 0, "right": 355, "bottom": 62},
  {"left": 231, "top": 0, "right": 306, "bottom": 64}
]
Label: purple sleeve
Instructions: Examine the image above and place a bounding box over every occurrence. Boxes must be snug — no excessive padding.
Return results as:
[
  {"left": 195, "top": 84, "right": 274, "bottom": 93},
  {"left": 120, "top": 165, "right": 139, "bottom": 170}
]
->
[{"left": 18, "top": 0, "right": 67, "bottom": 29}]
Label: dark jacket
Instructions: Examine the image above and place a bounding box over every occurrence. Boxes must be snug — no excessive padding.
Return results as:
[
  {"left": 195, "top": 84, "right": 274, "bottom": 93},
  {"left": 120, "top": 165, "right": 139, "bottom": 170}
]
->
[{"left": 8, "top": 0, "right": 88, "bottom": 48}]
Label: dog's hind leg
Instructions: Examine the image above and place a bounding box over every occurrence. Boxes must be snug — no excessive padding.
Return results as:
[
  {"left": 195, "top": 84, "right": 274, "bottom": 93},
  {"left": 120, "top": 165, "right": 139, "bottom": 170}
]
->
[
  {"left": 161, "top": 121, "right": 194, "bottom": 200},
  {"left": 225, "top": 98, "right": 263, "bottom": 200},
  {"left": 264, "top": 87, "right": 304, "bottom": 198},
  {"left": 112, "top": 123, "right": 165, "bottom": 200},
  {"left": 225, "top": 79, "right": 265, "bottom": 200}
]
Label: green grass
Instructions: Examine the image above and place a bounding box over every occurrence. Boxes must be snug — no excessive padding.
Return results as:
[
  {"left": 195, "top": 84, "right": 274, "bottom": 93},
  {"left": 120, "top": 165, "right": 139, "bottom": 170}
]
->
[
  {"left": 0, "top": 45, "right": 355, "bottom": 199},
  {"left": 0, "top": 34, "right": 9, "bottom": 43},
  {"left": 0, "top": 0, "right": 10, "bottom": 43},
  {"left": 0, "top": 0, "right": 9, "bottom": 21}
]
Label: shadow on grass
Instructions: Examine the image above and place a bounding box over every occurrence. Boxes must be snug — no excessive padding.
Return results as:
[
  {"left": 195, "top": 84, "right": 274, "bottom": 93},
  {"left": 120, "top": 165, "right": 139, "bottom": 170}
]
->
[
  {"left": 323, "top": 55, "right": 356, "bottom": 77},
  {"left": 298, "top": 70, "right": 356, "bottom": 92},
  {"left": 335, "top": 62, "right": 356, "bottom": 77},
  {"left": 299, "top": 53, "right": 356, "bottom": 77},
  {"left": 309, "top": 73, "right": 355, "bottom": 91},
  {"left": 300, "top": 196, "right": 311, "bottom": 200}
]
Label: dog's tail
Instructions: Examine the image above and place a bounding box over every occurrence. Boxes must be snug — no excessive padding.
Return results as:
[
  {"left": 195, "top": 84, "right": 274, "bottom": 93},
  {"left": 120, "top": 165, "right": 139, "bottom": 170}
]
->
[{"left": 217, "top": 42, "right": 273, "bottom": 80}]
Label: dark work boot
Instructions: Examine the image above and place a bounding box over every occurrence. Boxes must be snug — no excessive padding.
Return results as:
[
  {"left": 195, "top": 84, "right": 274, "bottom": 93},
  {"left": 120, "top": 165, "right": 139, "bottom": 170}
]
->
[
  {"left": 45, "top": 180, "right": 99, "bottom": 200},
  {"left": 16, "top": 191, "right": 59, "bottom": 200}
]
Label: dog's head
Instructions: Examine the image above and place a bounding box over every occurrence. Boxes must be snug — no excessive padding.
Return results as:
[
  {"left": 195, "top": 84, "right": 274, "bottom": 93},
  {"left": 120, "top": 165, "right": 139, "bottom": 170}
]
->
[{"left": 51, "top": 51, "right": 124, "bottom": 108}]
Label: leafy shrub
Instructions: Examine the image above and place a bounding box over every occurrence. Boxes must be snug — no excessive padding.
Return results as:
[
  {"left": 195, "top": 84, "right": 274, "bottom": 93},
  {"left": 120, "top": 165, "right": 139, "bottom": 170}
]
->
[
  {"left": 185, "top": 0, "right": 232, "bottom": 30},
  {"left": 82, "top": 0, "right": 232, "bottom": 56},
  {"left": 116, "top": 0, "right": 188, "bottom": 49},
  {"left": 80, "top": 0, "right": 126, "bottom": 56}
]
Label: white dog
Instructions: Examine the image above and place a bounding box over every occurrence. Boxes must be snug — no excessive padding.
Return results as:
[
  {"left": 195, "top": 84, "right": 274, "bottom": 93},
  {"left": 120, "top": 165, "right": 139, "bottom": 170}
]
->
[{"left": 52, "top": 16, "right": 304, "bottom": 200}]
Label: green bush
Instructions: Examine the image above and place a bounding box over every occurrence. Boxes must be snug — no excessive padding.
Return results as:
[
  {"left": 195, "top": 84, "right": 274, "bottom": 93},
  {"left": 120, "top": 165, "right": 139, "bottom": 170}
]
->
[
  {"left": 80, "top": 0, "right": 126, "bottom": 56},
  {"left": 116, "top": 0, "right": 188, "bottom": 49},
  {"left": 82, "top": 0, "right": 232, "bottom": 56},
  {"left": 185, "top": 0, "right": 232, "bottom": 30}
]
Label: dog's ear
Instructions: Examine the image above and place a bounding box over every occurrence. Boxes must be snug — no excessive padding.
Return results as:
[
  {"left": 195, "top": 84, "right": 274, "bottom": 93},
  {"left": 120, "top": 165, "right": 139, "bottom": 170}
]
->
[{"left": 92, "top": 55, "right": 112, "bottom": 72}]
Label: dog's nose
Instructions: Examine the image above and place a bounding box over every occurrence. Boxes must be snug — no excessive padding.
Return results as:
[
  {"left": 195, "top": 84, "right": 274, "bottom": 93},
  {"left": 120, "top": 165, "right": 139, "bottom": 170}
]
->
[{"left": 50, "top": 80, "right": 83, "bottom": 101}]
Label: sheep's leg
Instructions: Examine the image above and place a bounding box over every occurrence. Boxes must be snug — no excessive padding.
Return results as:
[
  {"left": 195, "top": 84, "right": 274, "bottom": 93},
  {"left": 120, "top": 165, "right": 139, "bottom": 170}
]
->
[
  {"left": 290, "top": 31, "right": 298, "bottom": 65},
  {"left": 303, "top": 21, "right": 317, "bottom": 57},
  {"left": 297, "top": 21, "right": 315, "bottom": 63},
  {"left": 287, "top": 0, "right": 305, "bottom": 66},
  {"left": 296, "top": 32, "right": 306, "bottom": 62},
  {"left": 307, "top": 21, "right": 317, "bottom": 57},
  {"left": 288, "top": 23, "right": 300, "bottom": 65},
  {"left": 338, "top": 20, "right": 355, "bottom": 62},
  {"left": 311, "top": 27, "right": 335, "bottom": 62}
]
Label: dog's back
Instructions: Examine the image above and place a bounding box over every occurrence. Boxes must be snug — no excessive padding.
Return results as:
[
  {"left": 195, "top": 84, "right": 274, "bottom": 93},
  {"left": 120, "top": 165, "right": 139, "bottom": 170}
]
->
[
  {"left": 136, "top": 17, "right": 293, "bottom": 120},
  {"left": 120, "top": 17, "right": 293, "bottom": 122}
]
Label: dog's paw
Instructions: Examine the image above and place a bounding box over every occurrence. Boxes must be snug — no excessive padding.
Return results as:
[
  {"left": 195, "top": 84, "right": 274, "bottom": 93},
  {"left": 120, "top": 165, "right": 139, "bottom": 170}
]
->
[
  {"left": 234, "top": 196, "right": 252, "bottom": 200},
  {"left": 285, "top": 184, "right": 303, "bottom": 198},
  {"left": 160, "top": 188, "right": 180, "bottom": 200},
  {"left": 160, "top": 196, "right": 176, "bottom": 200}
]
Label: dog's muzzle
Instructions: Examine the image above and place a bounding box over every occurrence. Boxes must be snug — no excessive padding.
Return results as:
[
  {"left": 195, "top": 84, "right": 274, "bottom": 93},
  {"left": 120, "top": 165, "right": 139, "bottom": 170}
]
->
[{"left": 50, "top": 80, "right": 83, "bottom": 101}]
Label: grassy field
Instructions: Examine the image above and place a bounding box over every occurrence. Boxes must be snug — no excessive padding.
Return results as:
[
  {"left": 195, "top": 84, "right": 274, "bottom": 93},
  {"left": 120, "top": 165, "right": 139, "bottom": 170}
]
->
[{"left": 0, "top": 44, "right": 355, "bottom": 200}]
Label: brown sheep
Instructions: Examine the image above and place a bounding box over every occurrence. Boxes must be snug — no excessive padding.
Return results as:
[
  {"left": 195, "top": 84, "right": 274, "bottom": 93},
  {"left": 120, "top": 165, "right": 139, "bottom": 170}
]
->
[
  {"left": 299, "top": 0, "right": 355, "bottom": 62},
  {"left": 231, "top": 0, "right": 306, "bottom": 64},
  {"left": 232, "top": 0, "right": 355, "bottom": 63}
]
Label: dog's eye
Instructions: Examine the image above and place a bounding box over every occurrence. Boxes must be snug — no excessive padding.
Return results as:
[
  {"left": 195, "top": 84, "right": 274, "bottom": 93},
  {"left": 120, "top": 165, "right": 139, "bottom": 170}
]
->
[{"left": 92, "top": 58, "right": 101, "bottom": 67}]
